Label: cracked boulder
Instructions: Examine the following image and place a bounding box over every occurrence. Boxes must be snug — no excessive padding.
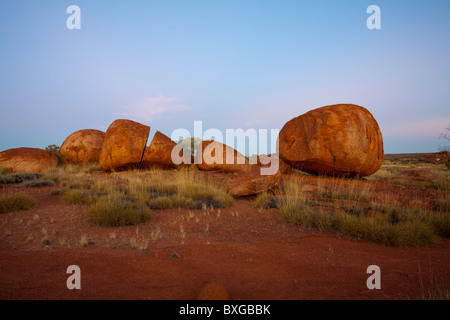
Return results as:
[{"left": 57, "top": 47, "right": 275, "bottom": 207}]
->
[
  {"left": 99, "top": 119, "right": 150, "bottom": 171},
  {"left": 141, "top": 131, "right": 178, "bottom": 169},
  {"left": 278, "top": 104, "right": 383, "bottom": 177}
]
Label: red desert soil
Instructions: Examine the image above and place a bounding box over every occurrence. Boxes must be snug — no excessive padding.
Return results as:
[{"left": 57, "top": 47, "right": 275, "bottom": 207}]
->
[{"left": 0, "top": 175, "right": 449, "bottom": 300}]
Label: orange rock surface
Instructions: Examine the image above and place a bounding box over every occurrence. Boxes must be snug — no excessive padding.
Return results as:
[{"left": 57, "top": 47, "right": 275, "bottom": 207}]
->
[
  {"left": 257, "top": 153, "right": 294, "bottom": 174},
  {"left": 99, "top": 119, "right": 150, "bottom": 171},
  {"left": 226, "top": 166, "right": 281, "bottom": 197},
  {"left": 278, "top": 104, "right": 383, "bottom": 177},
  {"left": 195, "top": 140, "right": 253, "bottom": 174},
  {"left": 0, "top": 147, "right": 58, "bottom": 173},
  {"left": 142, "top": 131, "right": 178, "bottom": 169},
  {"left": 60, "top": 129, "right": 105, "bottom": 165}
]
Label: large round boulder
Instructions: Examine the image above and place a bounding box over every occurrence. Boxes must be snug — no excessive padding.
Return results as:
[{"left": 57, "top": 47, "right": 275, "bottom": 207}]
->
[
  {"left": 60, "top": 129, "right": 105, "bottom": 165},
  {"left": 0, "top": 147, "right": 59, "bottom": 173},
  {"left": 99, "top": 119, "right": 150, "bottom": 171},
  {"left": 278, "top": 104, "right": 383, "bottom": 177}
]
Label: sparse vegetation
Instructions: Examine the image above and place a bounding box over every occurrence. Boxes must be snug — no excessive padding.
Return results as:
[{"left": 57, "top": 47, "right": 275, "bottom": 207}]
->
[
  {"left": 62, "top": 189, "right": 94, "bottom": 205},
  {"left": 87, "top": 195, "right": 153, "bottom": 227},
  {"left": 272, "top": 175, "right": 450, "bottom": 247},
  {"left": 366, "top": 157, "right": 449, "bottom": 190},
  {"left": 80, "top": 168, "right": 232, "bottom": 227},
  {"left": 122, "top": 169, "right": 233, "bottom": 210},
  {"left": 315, "top": 176, "right": 372, "bottom": 203},
  {"left": 79, "top": 234, "right": 93, "bottom": 248},
  {"left": 0, "top": 172, "right": 42, "bottom": 185},
  {"left": 0, "top": 194, "right": 37, "bottom": 213},
  {"left": 20, "top": 180, "right": 55, "bottom": 188},
  {"left": 42, "top": 164, "right": 100, "bottom": 183},
  {"left": 253, "top": 192, "right": 278, "bottom": 210},
  {"left": 45, "top": 144, "right": 64, "bottom": 164}
]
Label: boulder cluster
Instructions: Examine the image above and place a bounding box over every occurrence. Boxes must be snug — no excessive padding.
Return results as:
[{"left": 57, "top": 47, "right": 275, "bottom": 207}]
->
[{"left": 0, "top": 103, "right": 384, "bottom": 197}]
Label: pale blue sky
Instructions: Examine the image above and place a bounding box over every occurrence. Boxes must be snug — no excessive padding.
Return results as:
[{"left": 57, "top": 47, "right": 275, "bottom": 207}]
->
[{"left": 0, "top": 0, "right": 449, "bottom": 155}]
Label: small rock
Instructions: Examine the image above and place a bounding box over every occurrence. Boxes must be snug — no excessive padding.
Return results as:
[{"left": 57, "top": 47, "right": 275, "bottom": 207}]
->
[
  {"left": 226, "top": 167, "right": 281, "bottom": 197},
  {"left": 169, "top": 252, "right": 180, "bottom": 260}
]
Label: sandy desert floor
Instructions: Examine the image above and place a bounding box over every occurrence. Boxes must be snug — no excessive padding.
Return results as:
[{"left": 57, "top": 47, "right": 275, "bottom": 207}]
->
[{"left": 0, "top": 163, "right": 449, "bottom": 300}]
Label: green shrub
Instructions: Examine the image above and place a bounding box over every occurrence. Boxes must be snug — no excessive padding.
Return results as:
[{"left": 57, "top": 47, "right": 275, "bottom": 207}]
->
[
  {"left": 0, "top": 194, "right": 37, "bottom": 213},
  {"left": 45, "top": 144, "right": 65, "bottom": 164}
]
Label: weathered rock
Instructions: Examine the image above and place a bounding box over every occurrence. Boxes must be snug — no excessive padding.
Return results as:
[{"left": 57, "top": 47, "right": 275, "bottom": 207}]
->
[
  {"left": 142, "top": 131, "right": 178, "bottom": 169},
  {"left": 257, "top": 153, "right": 294, "bottom": 174},
  {"left": 0, "top": 147, "right": 58, "bottom": 173},
  {"left": 226, "top": 167, "right": 281, "bottom": 197},
  {"left": 278, "top": 104, "right": 383, "bottom": 177},
  {"left": 60, "top": 129, "right": 105, "bottom": 165},
  {"left": 195, "top": 140, "right": 253, "bottom": 174},
  {"left": 99, "top": 119, "right": 150, "bottom": 171}
]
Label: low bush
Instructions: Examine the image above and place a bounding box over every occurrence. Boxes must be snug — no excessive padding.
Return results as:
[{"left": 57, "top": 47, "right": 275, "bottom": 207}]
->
[
  {"left": 20, "top": 180, "right": 56, "bottom": 188},
  {"left": 0, "top": 173, "right": 42, "bottom": 185},
  {"left": 45, "top": 144, "right": 65, "bottom": 164},
  {"left": 87, "top": 196, "right": 152, "bottom": 227},
  {"left": 62, "top": 189, "right": 94, "bottom": 205},
  {"left": 0, "top": 194, "right": 37, "bottom": 213},
  {"left": 253, "top": 192, "right": 278, "bottom": 210}
]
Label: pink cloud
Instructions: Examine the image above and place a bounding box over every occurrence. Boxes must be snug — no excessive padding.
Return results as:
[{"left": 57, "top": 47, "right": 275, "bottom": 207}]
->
[
  {"left": 381, "top": 117, "right": 450, "bottom": 138},
  {"left": 116, "top": 96, "right": 190, "bottom": 123}
]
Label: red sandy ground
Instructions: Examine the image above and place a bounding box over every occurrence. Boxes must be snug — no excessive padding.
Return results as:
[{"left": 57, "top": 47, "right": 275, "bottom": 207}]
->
[{"left": 0, "top": 174, "right": 449, "bottom": 300}]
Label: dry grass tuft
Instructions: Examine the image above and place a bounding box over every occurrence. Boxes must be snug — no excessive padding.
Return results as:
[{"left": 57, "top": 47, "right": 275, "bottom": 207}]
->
[
  {"left": 273, "top": 177, "right": 448, "bottom": 247},
  {"left": 0, "top": 194, "right": 37, "bottom": 213}
]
